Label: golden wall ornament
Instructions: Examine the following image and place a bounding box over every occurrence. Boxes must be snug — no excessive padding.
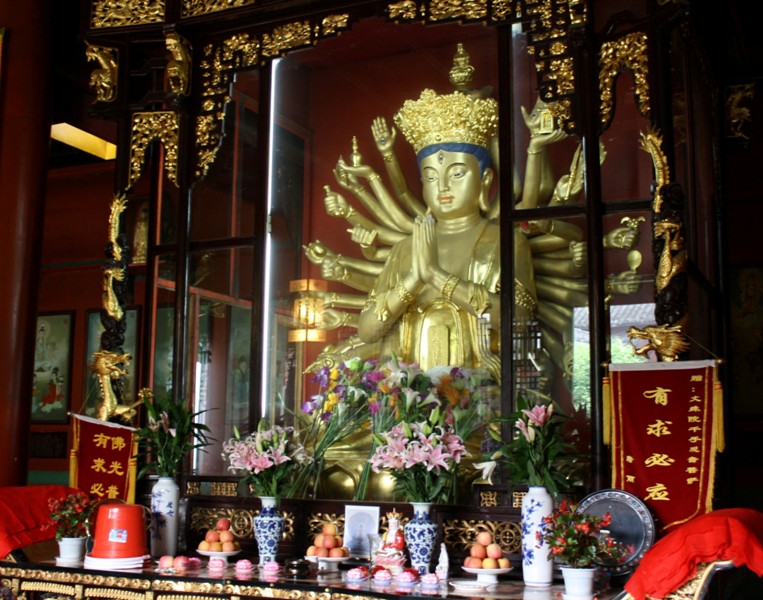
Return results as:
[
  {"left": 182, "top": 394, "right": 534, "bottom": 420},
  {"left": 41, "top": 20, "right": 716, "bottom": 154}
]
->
[
  {"left": 599, "top": 31, "right": 651, "bottom": 130},
  {"left": 428, "top": 0, "right": 489, "bottom": 21},
  {"left": 166, "top": 32, "right": 192, "bottom": 96},
  {"left": 182, "top": 0, "right": 254, "bottom": 18},
  {"left": 521, "top": 0, "right": 585, "bottom": 131},
  {"left": 442, "top": 517, "right": 522, "bottom": 554},
  {"left": 189, "top": 506, "right": 295, "bottom": 541},
  {"left": 86, "top": 44, "right": 118, "bottom": 103},
  {"left": 129, "top": 111, "right": 180, "bottom": 188},
  {"left": 91, "top": 0, "right": 165, "bottom": 28},
  {"left": 195, "top": 15, "right": 350, "bottom": 178},
  {"left": 726, "top": 83, "right": 754, "bottom": 140}
]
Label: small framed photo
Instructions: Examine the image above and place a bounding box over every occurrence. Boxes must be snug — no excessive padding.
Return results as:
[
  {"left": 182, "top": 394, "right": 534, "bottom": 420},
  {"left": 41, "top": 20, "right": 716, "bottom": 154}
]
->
[
  {"left": 32, "top": 312, "right": 74, "bottom": 423},
  {"left": 344, "top": 504, "right": 380, "bottom": 559},
  {"left": 83, "top": 308, "right": 140, "bottom": 416}
]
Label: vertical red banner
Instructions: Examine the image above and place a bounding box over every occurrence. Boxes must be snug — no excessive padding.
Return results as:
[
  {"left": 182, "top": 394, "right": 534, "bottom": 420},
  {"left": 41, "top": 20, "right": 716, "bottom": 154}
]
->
[
  {"left": 70, "top": 415, "right": 137, "bottom": 503},
  {"left": 607, "top": 360, "right": 723, "bottom": 533}
]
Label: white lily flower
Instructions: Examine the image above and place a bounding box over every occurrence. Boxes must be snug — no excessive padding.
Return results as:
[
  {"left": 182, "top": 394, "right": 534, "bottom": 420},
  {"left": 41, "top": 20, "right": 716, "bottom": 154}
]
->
[{"left": 474, "top": 460, "right": 498, "bottom": 484}]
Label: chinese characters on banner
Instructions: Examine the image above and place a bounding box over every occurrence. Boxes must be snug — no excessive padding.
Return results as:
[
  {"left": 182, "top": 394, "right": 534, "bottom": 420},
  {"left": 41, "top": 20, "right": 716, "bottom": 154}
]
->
[
  {"left": 70, "top": 414, "right": 137, "bottom": 503},
  {"left": 604, "top": 360, "right": 724, "bottom": 533}
]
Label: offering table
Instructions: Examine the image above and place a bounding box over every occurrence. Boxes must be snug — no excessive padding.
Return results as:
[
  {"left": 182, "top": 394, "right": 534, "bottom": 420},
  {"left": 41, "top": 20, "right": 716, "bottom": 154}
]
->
[{"left": 0, "top": 557, "right": 625, "bottom": 600}]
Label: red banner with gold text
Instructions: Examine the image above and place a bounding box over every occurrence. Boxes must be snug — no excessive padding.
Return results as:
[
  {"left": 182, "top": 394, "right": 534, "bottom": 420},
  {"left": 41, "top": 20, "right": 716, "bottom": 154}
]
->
[
  {"left": 70, "top": 415, "right": 137, "bottom": 503},
  {"left": 605, "top": 360, "right": 724, "bottom": 533}
]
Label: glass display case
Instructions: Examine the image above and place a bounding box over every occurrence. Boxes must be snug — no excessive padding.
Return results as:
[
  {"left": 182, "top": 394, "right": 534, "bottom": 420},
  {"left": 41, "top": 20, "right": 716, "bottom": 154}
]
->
[{"left": 82, "top": 0, "right": 720, "bottom": 502}]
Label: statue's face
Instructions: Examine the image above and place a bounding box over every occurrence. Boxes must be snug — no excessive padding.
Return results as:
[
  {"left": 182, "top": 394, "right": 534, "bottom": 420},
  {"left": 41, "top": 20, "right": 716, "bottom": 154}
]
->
[{"left": 420, "top": 150, "right": 491, "bottom": 220}]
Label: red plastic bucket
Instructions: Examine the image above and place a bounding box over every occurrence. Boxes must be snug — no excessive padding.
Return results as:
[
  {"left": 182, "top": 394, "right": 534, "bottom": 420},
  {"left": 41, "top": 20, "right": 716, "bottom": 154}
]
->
[{"left": 89, "top": 503, "right": 149, "bottom": 559}]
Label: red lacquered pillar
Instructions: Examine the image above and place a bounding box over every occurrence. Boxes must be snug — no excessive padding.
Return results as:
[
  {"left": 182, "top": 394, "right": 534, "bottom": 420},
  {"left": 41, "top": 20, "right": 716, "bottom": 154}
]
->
[{"left": 0, "top": 0, "right": 51, "bottom": 485}]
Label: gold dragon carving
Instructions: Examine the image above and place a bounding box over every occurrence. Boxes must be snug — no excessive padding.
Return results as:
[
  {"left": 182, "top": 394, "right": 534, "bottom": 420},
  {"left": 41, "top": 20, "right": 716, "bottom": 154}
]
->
[
  {"left": 627, "top": 324, "right": 690, "bottom": 363},
  {"left": 628, "top": 128, "right": 690, "bottom": 361}
]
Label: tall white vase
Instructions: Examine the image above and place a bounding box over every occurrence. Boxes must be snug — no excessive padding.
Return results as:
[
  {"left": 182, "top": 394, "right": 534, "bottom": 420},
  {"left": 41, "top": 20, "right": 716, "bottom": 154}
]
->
[
  {"left": 150, "top": 476, "right": 179, "bottom": 557},
  {"left": 520, "top": 485, "right": 554, "bottom": 587}
]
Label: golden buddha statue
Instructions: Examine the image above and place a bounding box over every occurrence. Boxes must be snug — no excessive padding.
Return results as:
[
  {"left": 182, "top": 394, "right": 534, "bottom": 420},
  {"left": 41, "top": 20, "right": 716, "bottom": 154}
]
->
[
  {"left": 304, "top": 44, "right": 645, "bottom": 384},
  {"left": 355, "top": 88, "right": 502, "bottom": 379}
]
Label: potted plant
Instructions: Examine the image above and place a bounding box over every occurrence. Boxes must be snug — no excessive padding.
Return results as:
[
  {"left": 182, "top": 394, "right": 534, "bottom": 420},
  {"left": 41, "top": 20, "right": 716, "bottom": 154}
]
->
[
  {"left": 542, "top": 500, "right": 629, "bottom": 596},
  {"left": 47, "top": 489, "right": 97, "bottom": 561},
  {"left": 133, "top": 392, "right": 212, "bottom": 557},
  {"left": 477, "top": 392, "right": 571, "bottom": 586}
]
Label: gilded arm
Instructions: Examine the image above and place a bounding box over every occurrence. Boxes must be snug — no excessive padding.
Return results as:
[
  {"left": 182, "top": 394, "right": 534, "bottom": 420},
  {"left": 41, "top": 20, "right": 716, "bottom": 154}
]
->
[{"left": 371, "top": 117, "right": 426, "bottom": 218}]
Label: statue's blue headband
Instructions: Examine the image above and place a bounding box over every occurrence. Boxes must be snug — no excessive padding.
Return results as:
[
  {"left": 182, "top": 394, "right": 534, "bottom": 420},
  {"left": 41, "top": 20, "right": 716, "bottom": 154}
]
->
[{"left": 417, "top": 143, "right": 492, "bottom": 175}]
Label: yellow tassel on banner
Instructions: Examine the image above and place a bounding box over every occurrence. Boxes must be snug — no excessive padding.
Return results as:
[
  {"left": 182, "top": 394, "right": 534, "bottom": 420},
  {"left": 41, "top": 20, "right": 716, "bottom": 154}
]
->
[
  {"left": 602, "top": 375, "right": 612, "bottom": 446},
  {"left": 713, "top": 366, "right": 725, "bottom": 453},
  {"left": 69, "top": 414, "right": 81, "bottom": 488},
  {"left": 126, "top": 436, "right": 139, "bottom": 504}
]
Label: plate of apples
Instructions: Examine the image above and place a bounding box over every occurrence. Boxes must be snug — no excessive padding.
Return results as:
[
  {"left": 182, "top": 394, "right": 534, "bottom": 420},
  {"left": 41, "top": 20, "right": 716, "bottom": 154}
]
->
[
  {"left": 196, "top": 517, "right": 241, "bottom": 561},
  {"left": 461, "top": 531, "right": 511, "bottom": 583}
]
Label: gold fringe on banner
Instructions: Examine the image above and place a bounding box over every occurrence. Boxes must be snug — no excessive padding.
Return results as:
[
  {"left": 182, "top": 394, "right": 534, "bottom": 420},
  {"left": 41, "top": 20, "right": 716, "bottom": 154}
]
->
[{"left": 602, "top": 375, "right": 612, "bottom": 446}]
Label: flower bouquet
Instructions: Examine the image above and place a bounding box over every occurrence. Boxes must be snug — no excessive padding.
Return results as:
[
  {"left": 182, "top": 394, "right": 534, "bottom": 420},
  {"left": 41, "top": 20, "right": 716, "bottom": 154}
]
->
[
  {"left": 482, "top": 392, "right": 570, "bottom": 495},
  {"left": 222, "top": 421, "right": 311, "bottom": 499},
  {"left": 134, "top": 393, "right": 212, "bottom": 478},
  {"left": 46, "top": 489, "right": 97, "bottom": 541},
  {"left": 294, "top": 358, "right": 376, "bottom": 497},
  {"left": 541, "top": 500, "right": 630, "bottom": 568},
  {"left": 368, "top": 407, "right": 468, "bottom": 504}
]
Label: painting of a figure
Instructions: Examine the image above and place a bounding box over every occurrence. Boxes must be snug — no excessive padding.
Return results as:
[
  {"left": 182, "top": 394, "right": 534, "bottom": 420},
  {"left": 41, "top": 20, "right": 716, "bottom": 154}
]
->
[{"left": 32, "top": 312, "right": 74, "bottom": 423}]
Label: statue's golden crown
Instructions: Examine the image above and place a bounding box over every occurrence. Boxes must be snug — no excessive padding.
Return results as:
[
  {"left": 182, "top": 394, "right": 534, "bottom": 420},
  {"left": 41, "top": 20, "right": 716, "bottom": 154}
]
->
[{"left": 394, "top": 88, "right": 498, "bottom": 154}]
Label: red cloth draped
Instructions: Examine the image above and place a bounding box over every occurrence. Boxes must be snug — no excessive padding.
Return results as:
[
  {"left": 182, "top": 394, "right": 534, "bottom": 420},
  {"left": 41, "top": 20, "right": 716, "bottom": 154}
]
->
[
  {"left": 605, "top": 360, "right": 723, "bottom": 533},
  {"left": 0, "top": 485, "right": 77, "bottom": 557},
  {"left": 625, "top": 508, "right": 763, "bottom": 599}
]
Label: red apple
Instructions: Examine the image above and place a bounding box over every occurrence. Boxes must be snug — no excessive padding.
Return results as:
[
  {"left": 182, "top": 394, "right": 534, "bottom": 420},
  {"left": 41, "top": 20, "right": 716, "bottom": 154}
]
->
[
  {"left": 476, "top": 531, "right": 493, "bottom": 546},
  {"left": 322, "top": 534, "right": 337, "bottom": 549},
  {"left": 322, "top": 523, "right": 338, "bottom": 536},
  {"left": 215, "top": 517, "right": 231, "bottom": 531},
  {"left": 158, "top": 555, "right": 174, "bottom": 569},
  {"left": 315, "top": 547, "right": 329, "bottom": 557},
  {"left": 464, "top": 556, "right": 482, "bottom": 569},
  {"left": 470, "top": 544, "right": 487, "bottom": 559},
  {"left": 173, "top": 556, "right": 190, "bottom": 570},
  {"left": 329, "top": 547, "right": 345, "bottom": 557}
]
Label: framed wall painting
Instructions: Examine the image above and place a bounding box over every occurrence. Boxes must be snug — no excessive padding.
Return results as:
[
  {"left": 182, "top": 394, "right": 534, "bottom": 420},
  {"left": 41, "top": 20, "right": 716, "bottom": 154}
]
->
[
  {"left": 729, "top": 266, "right": 763, "bottom": 415},
  {"left": 32, "top": 312, "right": 74, "bottom": 423},
  {"left": 82, "top": 308, "right": 140, "bottom": 417}
]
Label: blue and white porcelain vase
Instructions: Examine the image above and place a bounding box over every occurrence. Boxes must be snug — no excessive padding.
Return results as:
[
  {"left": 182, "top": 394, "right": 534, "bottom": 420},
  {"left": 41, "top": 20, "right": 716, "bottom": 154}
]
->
[
  {"left": 253, "top": 496, "right": 284, "bottom": 565},
  {"left": 404, "top": 502, "right": 438, "bottom": 575},
  {"left": 520, "top": 486, "right": 553, "bottom": 587},
  {"left": 150, "top": 476, "right": 179, "bottom": 557}
]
